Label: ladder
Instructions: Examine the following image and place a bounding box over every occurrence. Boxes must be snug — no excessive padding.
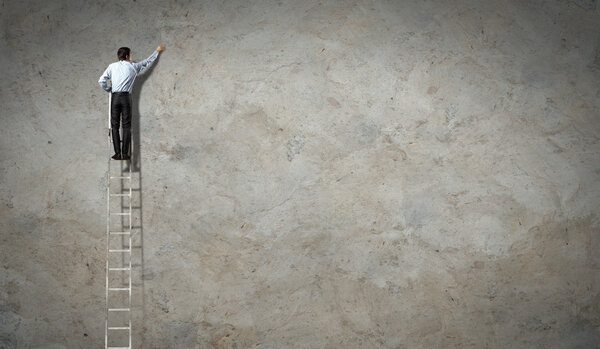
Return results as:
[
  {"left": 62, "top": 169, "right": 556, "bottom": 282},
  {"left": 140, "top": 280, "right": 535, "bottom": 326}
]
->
[{"left": 105, "top": 93, "right": 133, "bottom": 349}]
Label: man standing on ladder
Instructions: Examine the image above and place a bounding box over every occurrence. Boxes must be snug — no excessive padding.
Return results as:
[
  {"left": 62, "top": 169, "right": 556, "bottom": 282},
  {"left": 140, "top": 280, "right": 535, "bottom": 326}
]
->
[{"left": 98, "top": 45, "right": 165, "bottom": 160}]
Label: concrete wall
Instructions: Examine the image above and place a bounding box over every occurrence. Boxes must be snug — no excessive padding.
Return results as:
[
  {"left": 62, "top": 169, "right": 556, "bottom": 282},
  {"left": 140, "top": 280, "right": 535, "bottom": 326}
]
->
[{"left": 1, "top": 0, "right": 599, "bottom": 347}]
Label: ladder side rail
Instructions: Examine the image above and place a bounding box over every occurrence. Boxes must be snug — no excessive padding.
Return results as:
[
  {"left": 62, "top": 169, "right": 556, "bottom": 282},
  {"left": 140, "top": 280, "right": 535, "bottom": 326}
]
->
[
  {"left": 128, "top": 135, "right": 133, "bottom": 349},
  {"left": 105, "top": 92, "right": 111, "bottom": 349}
]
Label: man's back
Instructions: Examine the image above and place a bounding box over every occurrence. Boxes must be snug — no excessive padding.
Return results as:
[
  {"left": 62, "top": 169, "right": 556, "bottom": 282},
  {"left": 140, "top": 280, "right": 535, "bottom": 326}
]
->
[
  {"left": 98, "top": 49, "right": 159, "bottom": 93},
  {"left": 105, "top": 60, "right": 139, "bottom": 93}
]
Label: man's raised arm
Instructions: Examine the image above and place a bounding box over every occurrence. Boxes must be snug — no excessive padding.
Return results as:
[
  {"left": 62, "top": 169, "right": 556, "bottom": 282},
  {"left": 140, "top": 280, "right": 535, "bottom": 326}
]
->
[{"left": 133, "top": 45, "right": 165, "bottom": 73}]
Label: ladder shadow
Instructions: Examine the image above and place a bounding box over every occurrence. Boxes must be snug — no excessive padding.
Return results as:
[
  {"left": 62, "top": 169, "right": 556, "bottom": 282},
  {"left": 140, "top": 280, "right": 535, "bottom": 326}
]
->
[{"left": 122, "top": 54, "right": 160, "bottom": 348}]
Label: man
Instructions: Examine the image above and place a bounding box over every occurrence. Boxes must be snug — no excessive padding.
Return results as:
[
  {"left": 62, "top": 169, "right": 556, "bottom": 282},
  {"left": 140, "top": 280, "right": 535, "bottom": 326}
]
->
[{"left": 99, "top": 45, "right": 165, "bottom": 160}]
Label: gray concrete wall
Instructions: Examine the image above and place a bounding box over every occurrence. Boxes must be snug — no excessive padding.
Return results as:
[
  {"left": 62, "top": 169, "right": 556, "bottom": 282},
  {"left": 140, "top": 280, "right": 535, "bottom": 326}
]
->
[{"left": 1, "top": 0, "right": 599, "bottom": 348}]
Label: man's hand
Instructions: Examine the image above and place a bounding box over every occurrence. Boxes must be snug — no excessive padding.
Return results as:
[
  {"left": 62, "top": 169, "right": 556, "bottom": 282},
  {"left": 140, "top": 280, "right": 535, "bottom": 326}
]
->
[{"left": 156, "top": 45, "right": 165, "bottom": 52}]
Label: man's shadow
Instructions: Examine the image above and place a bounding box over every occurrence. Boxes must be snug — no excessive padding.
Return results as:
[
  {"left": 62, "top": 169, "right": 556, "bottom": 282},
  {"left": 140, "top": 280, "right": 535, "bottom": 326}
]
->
[
  {"left": 125, "top": 54, "right": 159, "bottom": 346},
  {"left": 130, "top": 55, "right": 159, "bottom": 172}
]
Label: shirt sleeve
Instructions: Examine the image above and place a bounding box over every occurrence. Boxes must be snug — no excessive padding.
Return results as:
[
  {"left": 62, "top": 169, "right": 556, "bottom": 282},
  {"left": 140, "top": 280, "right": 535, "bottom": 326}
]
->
[
  {"left": 133, "top": 50, "right": 159, "bottom": 74},
  {"left": 98, "top": 65, "right": 111, "bottom": 91}
]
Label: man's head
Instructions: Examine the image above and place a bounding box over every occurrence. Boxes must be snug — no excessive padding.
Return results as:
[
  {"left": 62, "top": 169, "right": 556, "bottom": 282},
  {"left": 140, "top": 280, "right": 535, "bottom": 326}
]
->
[{"left": 117, "top": 47, "right": 131, "bottom": 61}]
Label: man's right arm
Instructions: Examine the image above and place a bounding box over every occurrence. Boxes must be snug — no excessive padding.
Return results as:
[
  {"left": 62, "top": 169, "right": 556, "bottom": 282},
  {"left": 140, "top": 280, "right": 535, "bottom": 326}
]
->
[
  {"left": 133, "top": 45, "right": 164, "bottom": 74},
  {"left": 98, "top": 65, "right": 111, "bottom": 91}
]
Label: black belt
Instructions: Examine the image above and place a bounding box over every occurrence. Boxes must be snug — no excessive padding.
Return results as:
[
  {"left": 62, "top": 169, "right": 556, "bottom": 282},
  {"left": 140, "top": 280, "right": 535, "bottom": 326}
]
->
[{"left": 112, "top": 91, "right": 129, "bottom": 95}]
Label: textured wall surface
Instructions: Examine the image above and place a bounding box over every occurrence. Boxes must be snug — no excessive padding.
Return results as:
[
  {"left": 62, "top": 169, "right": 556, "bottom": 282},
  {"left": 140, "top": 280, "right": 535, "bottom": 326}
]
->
[{"left": 1, "top": 0, "right": 600, "bottom": 348}]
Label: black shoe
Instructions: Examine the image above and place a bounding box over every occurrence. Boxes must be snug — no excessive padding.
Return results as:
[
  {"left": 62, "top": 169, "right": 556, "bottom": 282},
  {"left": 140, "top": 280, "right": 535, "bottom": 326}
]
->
[
  {"left": 121, "top": 154, "right": 131, "bottom": 161},
  {"left": 112, "top": 153, "right": 122, "bottom": 160}
]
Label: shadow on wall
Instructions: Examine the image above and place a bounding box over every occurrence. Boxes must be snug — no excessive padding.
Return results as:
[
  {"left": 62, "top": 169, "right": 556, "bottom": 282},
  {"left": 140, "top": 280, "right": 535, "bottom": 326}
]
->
[
  {"left": 131, "top": 55, "right": 159, "bottom": 172},
  {"left": 595, "top": 32, "right": 600, "bottom": 66},
  {"left": 126, "top": 54, "right": 159, "bottom": 347}
]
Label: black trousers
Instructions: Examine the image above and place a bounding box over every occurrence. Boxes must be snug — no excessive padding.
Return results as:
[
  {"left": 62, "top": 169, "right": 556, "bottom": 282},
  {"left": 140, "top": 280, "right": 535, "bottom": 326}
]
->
[{"left": 110, "top": 92, "right": 132, "bottom": 156}]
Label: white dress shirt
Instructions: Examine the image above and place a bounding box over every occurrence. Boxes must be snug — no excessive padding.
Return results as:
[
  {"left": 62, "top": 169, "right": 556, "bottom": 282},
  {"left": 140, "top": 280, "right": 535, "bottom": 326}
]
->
[{"left": 98, "top": 50, "right": 159, "bottom": 93}]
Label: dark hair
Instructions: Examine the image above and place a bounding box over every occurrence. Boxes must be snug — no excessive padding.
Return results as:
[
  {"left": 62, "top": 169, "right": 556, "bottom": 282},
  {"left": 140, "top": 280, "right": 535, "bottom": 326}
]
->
[{"left": 117, "top": 47, "right": 130, "bottom": 61}]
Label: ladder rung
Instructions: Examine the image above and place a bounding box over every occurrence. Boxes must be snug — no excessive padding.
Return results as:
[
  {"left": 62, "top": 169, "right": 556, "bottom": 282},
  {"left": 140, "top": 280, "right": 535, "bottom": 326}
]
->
[
  {"left": 110, "top": 212, "right": 131, "bottom": 215},
  {"left": 108, "top": 308, "right": 130, "bottom": 311},
  {"left": 110, "top": 194, "right": 131, "bottom": 197},
  {"left": 110, "top": 176, "right": 131, "bottom": 179},
  {"left": 109, "top": 267, "right": 131, "bottom": 271},
  {"left": 107, "top": 347, "right": 130, "bottom": 349},
  {"left": 109, "top": 231, "right": 130, "bottom": 235},
  {"left": 108, "top": 249, "right": 131, "bottom": 253},
  {"left": 108, "top": 287, "right": 130, "bottom": 291},
  {"left": 108, "top": 327, "right": 130, "bottom": 330}
]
